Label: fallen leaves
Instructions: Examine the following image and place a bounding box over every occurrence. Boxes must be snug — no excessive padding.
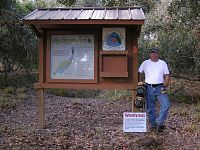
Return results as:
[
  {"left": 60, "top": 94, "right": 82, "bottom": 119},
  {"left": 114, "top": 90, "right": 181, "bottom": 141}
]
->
[{"left": 0, "top": 89, "right": 200, "bottom": 149}]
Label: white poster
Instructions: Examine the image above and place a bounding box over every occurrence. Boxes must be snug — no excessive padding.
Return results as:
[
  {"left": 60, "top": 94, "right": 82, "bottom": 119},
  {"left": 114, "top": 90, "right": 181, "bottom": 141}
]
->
[
  {"left": 50, "top": 35, "right": 94, "bottom": 79},
  {"left": 102, "top": 28, "right": 125, "bottom": 51},
  {"left": 123, "top": 112, "right": 147, "bottom": 132}
]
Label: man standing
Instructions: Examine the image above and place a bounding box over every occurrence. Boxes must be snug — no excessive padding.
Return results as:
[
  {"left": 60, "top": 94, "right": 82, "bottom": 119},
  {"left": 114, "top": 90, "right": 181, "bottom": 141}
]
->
[{"left": 138, "top": 48, "right": 170, "bottom": 133}]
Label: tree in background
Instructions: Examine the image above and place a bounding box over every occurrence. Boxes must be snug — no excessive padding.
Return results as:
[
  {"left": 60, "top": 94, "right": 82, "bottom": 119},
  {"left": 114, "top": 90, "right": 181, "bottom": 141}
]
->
[
  {"left": 56, "top": 0, "right": 158, "bottom": 12},
  {"left": 167, "top": 0, "right": 200, "bottom": 79},
  {"left": 57, "top": 0, "right": 77, "bottom": 7},
  {"left": 0, "top": 0, "right": 38, "bottom": 86},
  {"left": 139, "top": 0, "right": 200, "bottom": 80}
]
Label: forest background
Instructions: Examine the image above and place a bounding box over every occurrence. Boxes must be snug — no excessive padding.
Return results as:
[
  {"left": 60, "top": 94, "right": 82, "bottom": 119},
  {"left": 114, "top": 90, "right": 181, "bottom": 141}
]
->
[{"left": 0, "top": 0, "right": 200, "bottom": 103}]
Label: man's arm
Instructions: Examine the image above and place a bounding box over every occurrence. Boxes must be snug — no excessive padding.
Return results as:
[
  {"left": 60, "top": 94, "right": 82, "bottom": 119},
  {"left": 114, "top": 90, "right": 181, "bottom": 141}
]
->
[
  {"left": 163, "top": 74, "right": 170, "bottom": 87},
  {"left": 138, "top": 72, "right": 145, "bottom": 85}
]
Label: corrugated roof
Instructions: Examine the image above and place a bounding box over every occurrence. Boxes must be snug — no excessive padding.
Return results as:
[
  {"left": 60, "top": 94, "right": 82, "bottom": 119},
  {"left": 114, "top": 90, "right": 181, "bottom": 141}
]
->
[{"left": 22, "top": 7, "right": 145, "bottom": 21}]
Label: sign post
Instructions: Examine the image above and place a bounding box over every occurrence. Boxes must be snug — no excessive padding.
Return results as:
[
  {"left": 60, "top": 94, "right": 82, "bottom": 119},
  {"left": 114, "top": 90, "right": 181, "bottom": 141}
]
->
[{"left": 38, "top": 88, "right": 45, "bottom": 129}]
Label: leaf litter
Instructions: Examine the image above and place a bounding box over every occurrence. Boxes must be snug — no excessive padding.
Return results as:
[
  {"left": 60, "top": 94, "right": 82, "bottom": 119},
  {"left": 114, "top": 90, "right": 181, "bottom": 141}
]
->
[{"left": 0, "top": 89, "right": 200, "bottom": 150}]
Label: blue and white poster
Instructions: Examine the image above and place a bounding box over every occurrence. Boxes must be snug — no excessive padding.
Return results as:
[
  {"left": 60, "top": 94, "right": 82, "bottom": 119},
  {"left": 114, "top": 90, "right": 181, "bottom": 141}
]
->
[
  {"left": 102, "top": 28, "right": 125, "bottom": 51},
  {"left": 50, "top": 35, "right": 94, "bottom": 79}
]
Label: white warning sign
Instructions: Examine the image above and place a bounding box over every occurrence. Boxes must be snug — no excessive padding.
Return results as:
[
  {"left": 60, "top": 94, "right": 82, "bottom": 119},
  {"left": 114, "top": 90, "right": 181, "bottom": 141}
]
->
[{"left": 123, "top": 112, "right": 147, "bottom": 132}]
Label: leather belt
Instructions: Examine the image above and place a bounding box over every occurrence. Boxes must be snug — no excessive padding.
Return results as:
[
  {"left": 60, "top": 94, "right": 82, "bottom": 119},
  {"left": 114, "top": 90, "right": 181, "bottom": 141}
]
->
[{"left": 146, "top": 83, "right": 163, "bottom": 87}]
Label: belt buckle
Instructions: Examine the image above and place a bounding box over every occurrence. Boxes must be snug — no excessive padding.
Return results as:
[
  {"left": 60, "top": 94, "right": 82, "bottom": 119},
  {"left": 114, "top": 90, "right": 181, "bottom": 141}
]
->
[{"left": 152, "top": 84, "right": 156, "bottom": 87}]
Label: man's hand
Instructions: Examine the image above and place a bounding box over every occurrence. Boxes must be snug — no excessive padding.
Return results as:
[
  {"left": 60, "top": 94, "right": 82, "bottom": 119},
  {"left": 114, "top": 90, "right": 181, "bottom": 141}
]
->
[
  {"left": 138, "top": 81, "right": 144, "bottom": 86},
  {"left": 161, "top": 86, "right": 167, "bottom": 94}
]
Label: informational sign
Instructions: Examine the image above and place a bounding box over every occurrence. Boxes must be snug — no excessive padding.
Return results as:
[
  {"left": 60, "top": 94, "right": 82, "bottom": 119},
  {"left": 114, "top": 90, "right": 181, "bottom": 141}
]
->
[
  {"left": 102, "top": 28, "right": 125, "bottom": 51},
  {"left": 123, "top": 112, "right": 147, "bottom": 132},
  {"left": 50, "top": 35, "right": 94, "bottom": 79}
]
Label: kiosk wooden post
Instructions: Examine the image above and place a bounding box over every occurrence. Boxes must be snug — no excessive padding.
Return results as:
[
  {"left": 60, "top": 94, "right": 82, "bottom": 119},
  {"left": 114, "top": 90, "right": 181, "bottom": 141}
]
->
[
  {"left": 38, "top": 88, "right": 45, "bottom": 129},
  {"left": 131, "top": 30, "right": 139, "bottom": 112},
  {"left": 132, "top": 89, "right": 138, "bottom": 112}
]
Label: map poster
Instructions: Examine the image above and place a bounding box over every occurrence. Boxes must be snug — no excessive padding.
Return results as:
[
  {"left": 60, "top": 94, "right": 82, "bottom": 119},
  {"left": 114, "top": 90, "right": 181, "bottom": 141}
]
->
[
  {"left": 102, "top": 28, "right": 125, "bottom": 51},
  {"left": 50, "top": 35, "right": 94, "bottom": 79},
  {"left": 123, "top": 112, "right": 147, "bottom": 132}
]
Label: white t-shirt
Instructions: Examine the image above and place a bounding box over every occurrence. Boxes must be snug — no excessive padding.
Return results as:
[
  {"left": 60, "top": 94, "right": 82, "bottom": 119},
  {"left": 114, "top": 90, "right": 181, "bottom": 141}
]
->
[{"left": 138, "top": 59, "right": 169, "bottom": 84}]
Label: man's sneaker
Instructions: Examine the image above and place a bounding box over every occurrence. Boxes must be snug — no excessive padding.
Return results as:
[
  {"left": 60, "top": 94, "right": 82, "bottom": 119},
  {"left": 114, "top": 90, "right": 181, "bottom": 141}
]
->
[{"left": 156, "top": 125, "right": 165, "bottom": 133}]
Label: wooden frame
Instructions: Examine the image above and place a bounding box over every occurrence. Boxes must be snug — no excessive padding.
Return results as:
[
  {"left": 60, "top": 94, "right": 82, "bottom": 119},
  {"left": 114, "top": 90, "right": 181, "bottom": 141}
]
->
[
  {"left": 23, "top": 20, "right": 145, "bottom": 25},
  {"left": 46, "top": 31, "right": 98, "bottom": 84},
  {"left": 32, "top": 27, "right": 140, "bottom": 90}
]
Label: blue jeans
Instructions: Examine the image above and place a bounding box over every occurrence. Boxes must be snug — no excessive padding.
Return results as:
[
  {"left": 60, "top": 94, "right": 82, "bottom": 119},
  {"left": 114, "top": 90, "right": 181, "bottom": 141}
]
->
[{"left": 146, "top": 84, "right": 170, "bottom": 127}]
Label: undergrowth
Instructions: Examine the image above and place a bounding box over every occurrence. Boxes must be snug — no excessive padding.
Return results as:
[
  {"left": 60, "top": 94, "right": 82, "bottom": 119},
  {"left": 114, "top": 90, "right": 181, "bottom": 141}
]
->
[
  {"left": 47, "top": 88, "right": 100, "bottom": 98},
  {"left": 0, "top": 87, "right": 28, "bottom": 111}
]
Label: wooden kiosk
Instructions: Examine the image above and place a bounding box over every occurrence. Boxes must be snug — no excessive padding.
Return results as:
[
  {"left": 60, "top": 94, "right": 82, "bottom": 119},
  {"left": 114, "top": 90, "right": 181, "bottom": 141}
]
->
[{"left": 22, "top": 7, "right": 145, "bottom": 128}]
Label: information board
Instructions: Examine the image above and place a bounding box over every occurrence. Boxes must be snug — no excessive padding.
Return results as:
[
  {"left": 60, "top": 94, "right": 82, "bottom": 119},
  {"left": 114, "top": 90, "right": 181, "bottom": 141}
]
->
[
  {"left": 123, "top": 112, "right": 147, "bottom": 132},
  {"left": 50, "top": 35, "right": 94, "bottom": 79}
]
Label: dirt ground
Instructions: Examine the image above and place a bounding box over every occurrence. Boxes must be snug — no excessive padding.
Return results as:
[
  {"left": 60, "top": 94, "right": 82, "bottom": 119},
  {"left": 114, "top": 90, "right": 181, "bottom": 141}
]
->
[{"left": 0, "top": 89, "right": 200, "bottom": 150}]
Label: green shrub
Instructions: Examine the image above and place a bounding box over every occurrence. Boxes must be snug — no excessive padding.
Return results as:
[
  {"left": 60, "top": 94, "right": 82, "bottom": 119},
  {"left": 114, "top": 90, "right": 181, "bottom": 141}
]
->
[
  {"left": 97, "top": 90, "right": 131, "bottom": 100},
  {"left": 17, "top": 93, "right": 28, "bottom": 99},
  {"left": 194, "top": 102, "right": 200, "bottom": 111},
  {"left": 0, "top": 126, "right": 6, "bottom": 135},
  {"left": 184, "top": 124, "right": 198, "bottom": 133},
  {"left": 16, "top": 87, "right": 27, "bottom": 93},
  {"left": 179, "top": 108, "right": 189, "bottom": 117},
  {"left": 47, "top": 89, "right": 99, "bottom": 98},
  {"left": 0, "top": 72, "right": 37, "bottom": 88},
  {"left": 4, "top": 87, "right": 15, "bottom": 94},
  {"left": 169, "top": 91, "right": 199, "bottom": 104},
  {"left": 192, "top": 114, "right": 200, "bottom": 122},
  {"left": 0, "top": 97, "right": 15, "bottom": 109}
]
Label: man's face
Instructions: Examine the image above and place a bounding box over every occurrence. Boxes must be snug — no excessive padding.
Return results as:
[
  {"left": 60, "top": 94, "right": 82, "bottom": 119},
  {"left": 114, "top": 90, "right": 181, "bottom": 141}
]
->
[{"left": 150, "top": 52, "right": 159, "bottom": 61}]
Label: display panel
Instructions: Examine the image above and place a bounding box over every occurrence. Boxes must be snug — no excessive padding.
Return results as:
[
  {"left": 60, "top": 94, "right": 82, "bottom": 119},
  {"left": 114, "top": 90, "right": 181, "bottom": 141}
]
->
[
  {"left": 102, "top": 28, "right": 125, "bottom": 51},
  {"left": 50, "top": 35, "right": 94, "bottom": 79}
]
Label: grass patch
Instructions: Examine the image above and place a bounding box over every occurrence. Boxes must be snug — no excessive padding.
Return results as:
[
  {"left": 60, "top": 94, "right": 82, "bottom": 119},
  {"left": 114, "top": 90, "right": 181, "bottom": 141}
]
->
[
  {"left": 47, "top": 89, "right": 132, "bottom": 100},
  {"left": 169, "top": 91, "right": 200, "bottom": 104},
  {"left": 179, "top": 108, "right": 189, "bottom": 117},
  {"left": 0, "top": 72, "right": 37, "bottom": 88},
  {"left": 184, "top": 124, "right": 199, "bottom": 133},
  {"left": 4, "top": 87, "right": 15, "bottom": 94},
  {"left": 17, "top": 93, "right": 28, "bottom": 99},
  {"left": 0, "top": 97, "right": 16, "bottom": 109},
  {"left": 47, "top": 88, "right": 99, "bottom": 98},
  {"left": 194, "top": 102, "right": 200, "bottom": 111},
  {"left": 16, "top": 87, "right": 27, "bottom": 93},
  {"left": 0, "top": 87, "right": 28, "bottom": 110},
  {"left": 0, "top": 126, "right": 7, "bottom": 135},
  {"left": 192, "top": 114, "right": 200, "bottom": 122},
  {"left": 96, "top": 90, "right": 131, "bottom": 100}
]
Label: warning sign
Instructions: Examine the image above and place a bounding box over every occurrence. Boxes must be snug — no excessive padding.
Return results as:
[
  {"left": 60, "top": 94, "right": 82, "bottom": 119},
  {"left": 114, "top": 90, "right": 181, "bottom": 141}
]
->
[{"left": 123, "top": 112, "right": 147, "bottom": 132}]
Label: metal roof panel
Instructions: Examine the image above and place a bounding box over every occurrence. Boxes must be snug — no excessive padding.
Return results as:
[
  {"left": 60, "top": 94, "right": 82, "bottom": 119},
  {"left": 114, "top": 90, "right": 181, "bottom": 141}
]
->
[
  {"left": 118, "top": 9, "right": 131, "bottom": 20},
  {"left": 63, "top": 9, "right": 82, "bottom": 19},
  {"left": 91, "top": 9, "right": 105, "bottom": 19},
  {"left": 131, "top": 8, "right": 145, "bottom": 20},
  {"left": 22, "top": 7, "right": 145, "bottom": 22},
  {"left": 104, "top": 9, "right": 118, "bottom": 20},
  {"left": 37, "top": 10, "right": 59, "bottom": 20},
  {"left": 78, "top": 9, "right": 94, "bottom": 19},
  {"left": 24, "top": 9, "right": 46, "bottom": 20},
  {"left": 49, "top": 9, "right": 70, "bottom": 19}
]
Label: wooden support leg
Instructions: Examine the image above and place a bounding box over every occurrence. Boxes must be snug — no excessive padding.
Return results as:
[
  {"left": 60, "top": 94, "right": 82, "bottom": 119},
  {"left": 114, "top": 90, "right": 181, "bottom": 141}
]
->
[
  {"left": 132, "top": 89, "right": 138, "bottom": 112},
  {"left": 38, "top": 88, "right": 45, "bottom": 129}
]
